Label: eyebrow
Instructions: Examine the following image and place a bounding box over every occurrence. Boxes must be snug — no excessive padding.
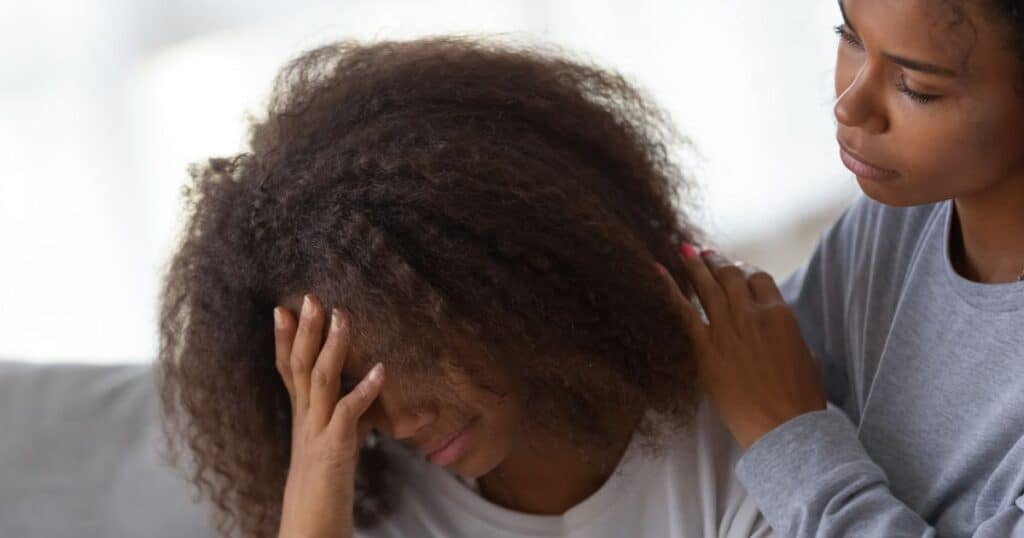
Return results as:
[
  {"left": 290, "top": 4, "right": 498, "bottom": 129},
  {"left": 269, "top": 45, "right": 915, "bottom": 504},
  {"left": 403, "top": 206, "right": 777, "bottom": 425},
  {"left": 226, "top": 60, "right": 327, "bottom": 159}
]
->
[{"left": 838, "top": 0, "right": 960, "bottom": 78}]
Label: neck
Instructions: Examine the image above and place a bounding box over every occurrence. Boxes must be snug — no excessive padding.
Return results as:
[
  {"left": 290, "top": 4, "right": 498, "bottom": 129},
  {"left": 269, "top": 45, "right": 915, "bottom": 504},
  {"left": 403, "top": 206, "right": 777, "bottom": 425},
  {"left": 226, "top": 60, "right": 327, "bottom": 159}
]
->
[
  {"left": 476, "top": 409, "right": 643, "bottom": 515},
  {"left": 951, "top": 175, "right": 1024, "bottom": 284}
]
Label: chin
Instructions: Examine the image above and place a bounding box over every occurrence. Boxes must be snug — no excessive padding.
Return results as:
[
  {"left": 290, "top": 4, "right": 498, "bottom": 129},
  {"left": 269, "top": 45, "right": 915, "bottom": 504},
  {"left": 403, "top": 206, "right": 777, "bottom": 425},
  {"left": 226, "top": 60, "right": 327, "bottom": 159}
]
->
[
  {"left": 856, "top": 176, "right": 941, "bottom": 208},
  {"left": 447, "top": 446, "right": 503, "bottom": 479}
]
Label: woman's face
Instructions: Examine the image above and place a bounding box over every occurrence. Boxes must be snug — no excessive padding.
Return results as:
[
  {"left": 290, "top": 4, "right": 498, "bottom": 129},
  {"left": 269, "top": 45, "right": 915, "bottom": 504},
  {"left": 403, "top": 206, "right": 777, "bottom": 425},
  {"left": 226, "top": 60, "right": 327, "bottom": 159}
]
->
[
  {"left": 279, "top": 295, "right": 526, "bottom": 479},
  {"left": 834, "top": 0, "right": 1024, "bottom": 206}
]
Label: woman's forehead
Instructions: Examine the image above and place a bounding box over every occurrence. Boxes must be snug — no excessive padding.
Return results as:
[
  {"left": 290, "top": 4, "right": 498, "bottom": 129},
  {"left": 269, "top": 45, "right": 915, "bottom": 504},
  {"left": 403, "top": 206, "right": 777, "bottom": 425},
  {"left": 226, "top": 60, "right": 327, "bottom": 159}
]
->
[
  {"left": 843, "top": 0, "right": 977, "bottom": 67},
  {"left": 843, "top": 0, "right": 1024, "bottom": 88}
]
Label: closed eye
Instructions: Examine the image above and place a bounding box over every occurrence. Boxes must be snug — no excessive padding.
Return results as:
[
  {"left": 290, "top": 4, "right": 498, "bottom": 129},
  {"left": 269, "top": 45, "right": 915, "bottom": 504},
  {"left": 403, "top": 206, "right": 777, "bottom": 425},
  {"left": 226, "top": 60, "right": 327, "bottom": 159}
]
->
[
  {"left": 895, "top": 74, "right": 940, "bottom": 104},
  {"left": 834, "top": 24, "right": 863, "bottom": 50}
]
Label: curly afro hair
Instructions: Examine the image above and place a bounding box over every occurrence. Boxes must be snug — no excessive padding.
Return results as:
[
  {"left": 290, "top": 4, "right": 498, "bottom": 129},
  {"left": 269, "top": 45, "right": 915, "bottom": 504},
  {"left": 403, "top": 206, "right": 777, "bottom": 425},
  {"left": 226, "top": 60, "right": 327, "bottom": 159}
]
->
[{"left": 158, "top": 36, "right": 705, "bottom": 538}]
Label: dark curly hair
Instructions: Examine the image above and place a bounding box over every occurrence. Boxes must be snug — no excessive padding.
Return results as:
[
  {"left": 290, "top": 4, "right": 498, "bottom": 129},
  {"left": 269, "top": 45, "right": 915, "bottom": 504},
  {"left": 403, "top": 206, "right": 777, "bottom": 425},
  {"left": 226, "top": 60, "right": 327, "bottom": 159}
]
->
[{"left": 158, "top": 36, "right": 705, "bottom": 538}]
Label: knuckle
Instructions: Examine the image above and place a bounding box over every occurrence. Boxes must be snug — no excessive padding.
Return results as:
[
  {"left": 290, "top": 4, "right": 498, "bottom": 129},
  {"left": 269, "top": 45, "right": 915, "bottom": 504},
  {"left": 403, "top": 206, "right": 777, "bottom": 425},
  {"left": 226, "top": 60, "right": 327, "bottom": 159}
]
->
[
  {"left": 334, "top": 400, "right": 357, "bottom": 424},
  {"left": 291, "top": 354, "right": 311, "bottom": 374},
  {"left": 310, "top": 366, "right": 333, "bottom": 388}
]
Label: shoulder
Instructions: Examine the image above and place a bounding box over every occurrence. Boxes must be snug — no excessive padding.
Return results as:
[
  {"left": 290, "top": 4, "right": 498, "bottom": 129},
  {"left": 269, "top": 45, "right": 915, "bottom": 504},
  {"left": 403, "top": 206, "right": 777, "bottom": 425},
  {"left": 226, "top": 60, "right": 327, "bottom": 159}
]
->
[
  {"left": 778, "top": 196, "right": 948, "bottom": 405},
  {"left": 646, "top": 403, "right": 774, "bottom": 537},
  {"left": 782, "top": 196, "right": 946, "bottom": 305}
]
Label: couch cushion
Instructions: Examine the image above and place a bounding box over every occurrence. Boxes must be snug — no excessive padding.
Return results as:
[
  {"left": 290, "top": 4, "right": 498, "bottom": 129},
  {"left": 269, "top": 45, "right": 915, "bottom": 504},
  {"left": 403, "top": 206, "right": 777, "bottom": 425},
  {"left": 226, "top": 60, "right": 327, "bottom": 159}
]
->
[{"left": 0, "top": 361, "right": 215, "bottom": 538}]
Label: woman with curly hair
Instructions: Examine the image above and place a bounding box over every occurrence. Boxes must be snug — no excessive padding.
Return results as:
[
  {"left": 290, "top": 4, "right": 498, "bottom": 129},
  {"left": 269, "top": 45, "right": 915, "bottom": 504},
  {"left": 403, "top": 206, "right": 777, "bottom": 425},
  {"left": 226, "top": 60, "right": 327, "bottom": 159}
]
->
[{"left": 158, "top": 37, "right": 770, "bottom": 538}]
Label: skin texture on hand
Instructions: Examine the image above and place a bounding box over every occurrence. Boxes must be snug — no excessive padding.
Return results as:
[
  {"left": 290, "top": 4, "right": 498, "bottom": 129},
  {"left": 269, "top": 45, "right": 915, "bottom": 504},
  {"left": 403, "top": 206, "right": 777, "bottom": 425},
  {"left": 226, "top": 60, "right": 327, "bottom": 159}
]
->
[
  {"left": 655, "top": 244, "right": 826, "bottom": 449},
  {"left": 274, "top": 294, "right": 385, "bottom": 538}
]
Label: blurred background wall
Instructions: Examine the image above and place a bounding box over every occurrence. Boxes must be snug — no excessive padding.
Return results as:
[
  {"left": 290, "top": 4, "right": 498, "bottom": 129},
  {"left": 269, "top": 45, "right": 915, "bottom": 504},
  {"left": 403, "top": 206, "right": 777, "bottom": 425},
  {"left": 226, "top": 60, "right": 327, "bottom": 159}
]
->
[{"left": 0, "top": 0, "right": 858, "bottom": 363}]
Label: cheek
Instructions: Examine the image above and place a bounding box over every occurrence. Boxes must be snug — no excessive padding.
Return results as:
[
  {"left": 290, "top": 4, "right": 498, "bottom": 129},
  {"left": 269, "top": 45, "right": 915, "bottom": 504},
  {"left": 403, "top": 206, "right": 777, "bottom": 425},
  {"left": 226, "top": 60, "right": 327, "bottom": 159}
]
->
[
  {"left": 463, "top": 390, "right": 523, "bottom": 454},
  {"left": 878, "top": 111, "right": 1004, "bottom": 204},
  {"left": 430, "top": 391, "right": 523, "bottom": 478},
  {"left": 901, "top": 107, "right": 997, "bottom": 179},
  {"left": 957, "top": 114, "right": 1024, "bottom": 194},
  {"left": 440, "top": 360, "right": 523, "bottom": 428},
  {"left": 461, "top": 384, "right": 520, "bottom": 430}
]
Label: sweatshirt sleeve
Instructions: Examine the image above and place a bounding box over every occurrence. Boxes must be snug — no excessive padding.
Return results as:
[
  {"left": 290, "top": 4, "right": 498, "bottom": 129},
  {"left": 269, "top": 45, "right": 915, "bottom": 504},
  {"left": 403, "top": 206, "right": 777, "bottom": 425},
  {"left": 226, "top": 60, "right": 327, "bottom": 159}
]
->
[
  {"left": 735, "top": 408, "right": 1024, "bottom": 537},
  {"left": 737, "top": 198, "right": 1024, "bottom": 537}
]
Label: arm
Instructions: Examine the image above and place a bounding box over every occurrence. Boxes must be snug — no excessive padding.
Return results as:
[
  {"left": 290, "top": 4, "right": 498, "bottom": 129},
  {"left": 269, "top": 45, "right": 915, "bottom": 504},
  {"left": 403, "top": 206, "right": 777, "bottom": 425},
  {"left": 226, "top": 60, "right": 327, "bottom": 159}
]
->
[
  {"left": 736, "top": 408, "right": 1024, "bottom": 537},
  {"left": 654, "top": 199, "right": 1024, "bottom": 537}
]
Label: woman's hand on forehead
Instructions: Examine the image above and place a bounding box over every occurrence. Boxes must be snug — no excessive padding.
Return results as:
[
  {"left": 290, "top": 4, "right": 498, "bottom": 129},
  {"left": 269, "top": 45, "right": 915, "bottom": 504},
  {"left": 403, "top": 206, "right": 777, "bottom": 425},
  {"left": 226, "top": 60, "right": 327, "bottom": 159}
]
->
[{"left": 274, "top": 294, "right": 386, "bottom": 538}]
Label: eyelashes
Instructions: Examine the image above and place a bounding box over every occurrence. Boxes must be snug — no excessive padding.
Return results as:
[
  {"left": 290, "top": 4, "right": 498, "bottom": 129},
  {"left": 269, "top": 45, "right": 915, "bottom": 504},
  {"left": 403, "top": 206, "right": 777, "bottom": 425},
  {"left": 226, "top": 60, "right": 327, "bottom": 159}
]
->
[
  {"left": 834, "top": 25, "right": 862, "bottom": 49},
  {"left": 833, "top": 24, "right": 940, "bottom": 105},
  {"left": 896, "top": 74, "right": 938, "bottom": 104}
]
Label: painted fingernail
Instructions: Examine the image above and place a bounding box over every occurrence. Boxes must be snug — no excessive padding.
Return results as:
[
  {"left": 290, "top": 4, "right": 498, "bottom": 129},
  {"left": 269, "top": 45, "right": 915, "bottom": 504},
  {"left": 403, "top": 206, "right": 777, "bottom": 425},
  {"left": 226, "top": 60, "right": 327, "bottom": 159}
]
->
[
  {"left": 368, "top": 362, "right": 384, "bottom": 381},
  {"left": 273, "top": 307, "right": 284, "bottom": 329},
  {"left": 700, "top": 248, "right": 716, "bottom": 256},
  {"left": 331, "top": 309, "right": 343, "bottom": 331},
  {"left": 302, "top": 294, "right": 314, "bottom": 317},
  {"left": 680, "top": 243, "right": 698, "bottom": 259}
]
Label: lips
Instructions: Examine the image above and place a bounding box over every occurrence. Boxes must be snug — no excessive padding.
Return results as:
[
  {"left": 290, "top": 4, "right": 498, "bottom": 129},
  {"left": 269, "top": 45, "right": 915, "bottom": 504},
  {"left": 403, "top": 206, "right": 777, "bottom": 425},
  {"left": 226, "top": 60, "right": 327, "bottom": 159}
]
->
[
  {"left": 419, "top": 428, "right": 465, "bottom": 456},
  {"left": 837, "top": 139, "right": 899, "bottom": 180},
  {"left": 415, "top": 420, "right": 475, "bottom": 465}
]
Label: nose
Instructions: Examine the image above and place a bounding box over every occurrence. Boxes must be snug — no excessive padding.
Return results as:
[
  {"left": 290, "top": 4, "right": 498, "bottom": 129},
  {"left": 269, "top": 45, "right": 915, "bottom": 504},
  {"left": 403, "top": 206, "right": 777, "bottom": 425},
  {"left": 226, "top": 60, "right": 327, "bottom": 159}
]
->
[
  {"left": 834, "top": 61, "right": 889, "bottom": 135},
  {"left": 387, "top": 411, "right": 435, "bottom": 440}
]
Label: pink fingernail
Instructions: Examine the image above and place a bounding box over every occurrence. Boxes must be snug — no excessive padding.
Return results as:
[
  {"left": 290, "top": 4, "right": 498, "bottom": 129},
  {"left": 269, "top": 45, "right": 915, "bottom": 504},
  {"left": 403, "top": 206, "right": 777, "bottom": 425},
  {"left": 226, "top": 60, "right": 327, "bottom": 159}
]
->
[
  {"left": 700, "top": 248, "right": 716, "bottom": 256},
  {"left": 680, "top": 243, "right": 698, "bottom": 259}
]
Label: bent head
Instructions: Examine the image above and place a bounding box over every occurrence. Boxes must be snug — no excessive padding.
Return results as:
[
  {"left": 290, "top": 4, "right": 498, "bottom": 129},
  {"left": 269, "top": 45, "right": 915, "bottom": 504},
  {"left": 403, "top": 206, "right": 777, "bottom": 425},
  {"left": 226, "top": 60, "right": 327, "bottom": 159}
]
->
[
  {"left": 276, "top": 293, "right": 526, "bottom": 479},
  {"left": 159, "top": 37, "right": 703, "bottom": 535}
]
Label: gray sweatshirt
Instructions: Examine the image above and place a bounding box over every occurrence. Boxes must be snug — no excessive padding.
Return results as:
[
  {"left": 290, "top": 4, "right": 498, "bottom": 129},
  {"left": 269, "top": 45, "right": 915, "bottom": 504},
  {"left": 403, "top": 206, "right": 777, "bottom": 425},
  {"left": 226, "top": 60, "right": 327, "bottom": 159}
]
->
[{"left": 734, "top": 196, "right": 1024, "bottom": 537}]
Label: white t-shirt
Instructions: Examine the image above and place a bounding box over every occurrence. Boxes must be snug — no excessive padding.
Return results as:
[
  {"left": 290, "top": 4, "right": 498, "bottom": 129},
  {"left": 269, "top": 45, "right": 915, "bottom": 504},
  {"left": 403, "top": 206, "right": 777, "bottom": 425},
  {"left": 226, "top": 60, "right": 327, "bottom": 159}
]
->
[{"left": 356, "top": 401, "right": 773, "bottom": 538}]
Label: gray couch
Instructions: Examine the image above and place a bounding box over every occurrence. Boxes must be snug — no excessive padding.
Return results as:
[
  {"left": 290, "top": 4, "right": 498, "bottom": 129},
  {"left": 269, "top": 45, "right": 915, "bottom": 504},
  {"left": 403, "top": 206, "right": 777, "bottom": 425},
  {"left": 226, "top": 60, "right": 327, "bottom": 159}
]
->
[{"left": 0, "top": 361, "right": 216, "bottom": 537}]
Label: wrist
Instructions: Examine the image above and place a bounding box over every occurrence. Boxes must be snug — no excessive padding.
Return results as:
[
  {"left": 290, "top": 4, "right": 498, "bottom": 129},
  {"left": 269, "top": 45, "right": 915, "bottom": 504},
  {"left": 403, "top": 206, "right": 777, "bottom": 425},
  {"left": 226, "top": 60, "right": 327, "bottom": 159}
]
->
[
  {"left": 735, "top": 405, "right": 825, "bottom": 449},
  {"left": 278, "top": 517, "right": 353, "bottom": 538}
]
